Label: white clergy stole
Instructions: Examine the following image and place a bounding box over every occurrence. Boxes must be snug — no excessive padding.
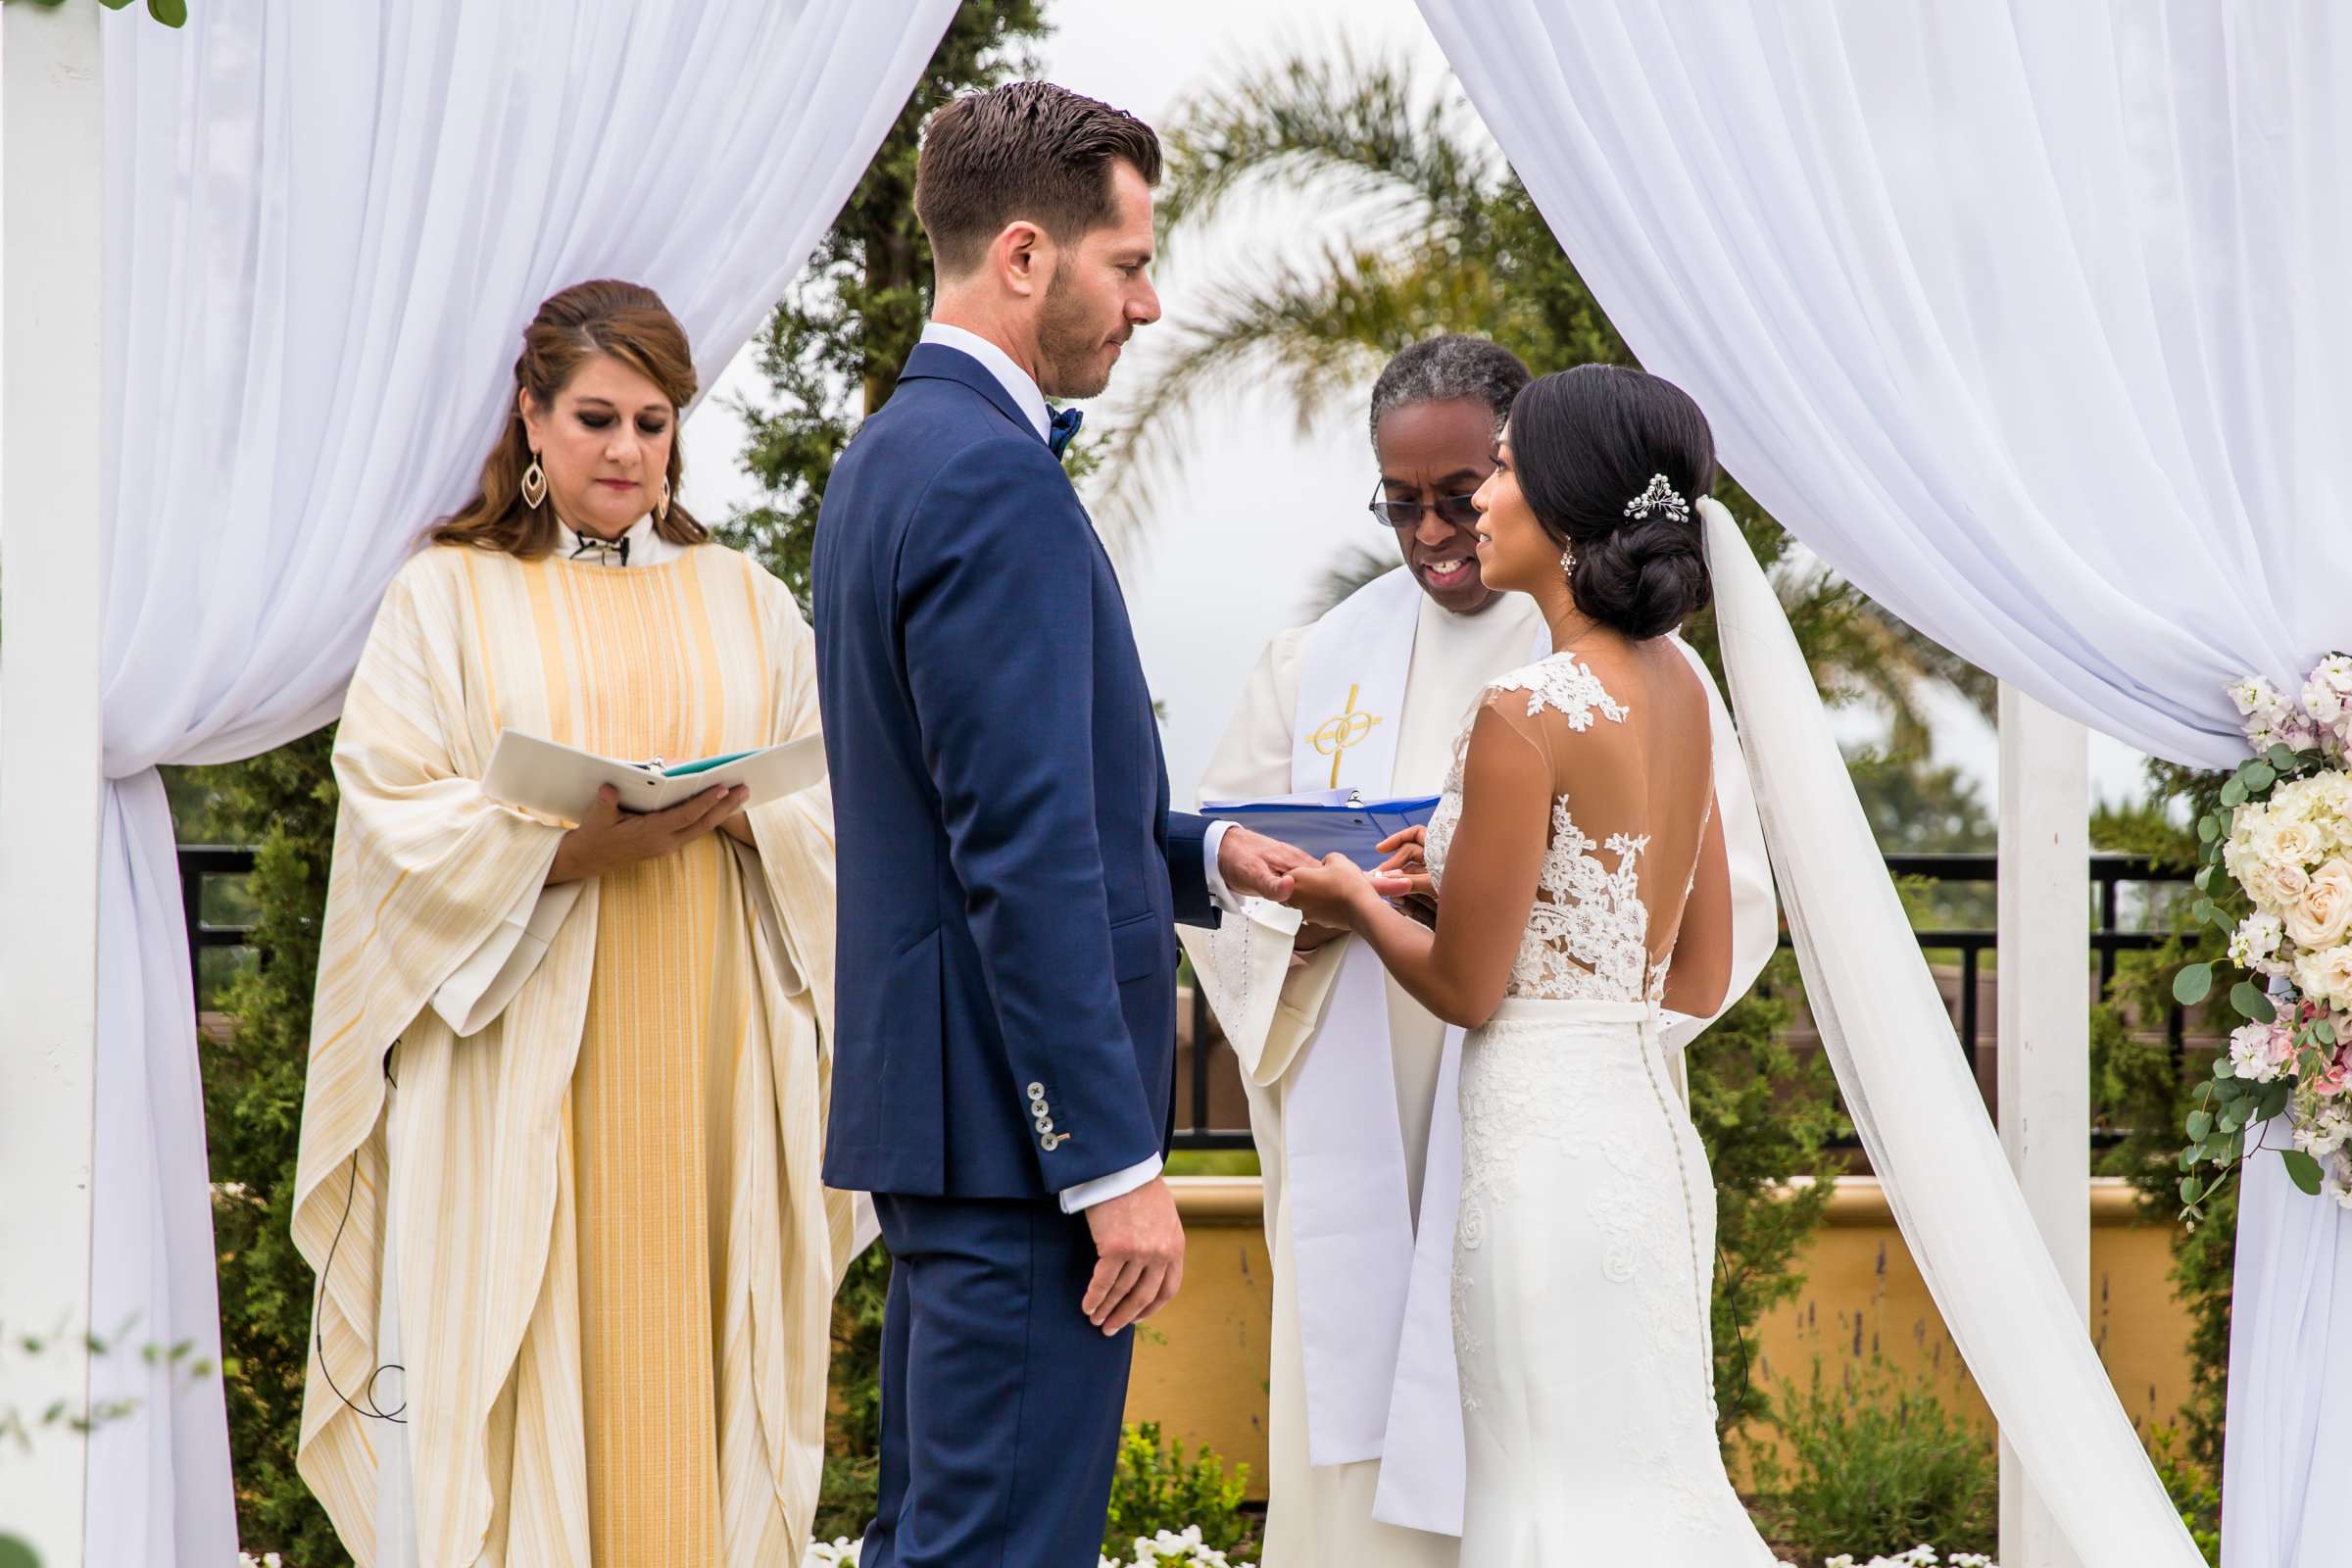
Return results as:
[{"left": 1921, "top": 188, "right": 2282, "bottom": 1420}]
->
[{"left": 1284, "top": 567, "right": 1549, "bottom": 1535}]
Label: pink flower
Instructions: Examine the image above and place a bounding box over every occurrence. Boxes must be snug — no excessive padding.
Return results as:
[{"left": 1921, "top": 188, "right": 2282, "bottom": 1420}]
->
[{"left": 2314, "top": 1063, "right": 2352, "bottom": 1099}]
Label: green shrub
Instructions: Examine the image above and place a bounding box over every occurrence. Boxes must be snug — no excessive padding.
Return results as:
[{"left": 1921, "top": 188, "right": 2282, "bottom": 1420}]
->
[
  {"left": 809, "top": 1241, "right": 892, "bottom": 1544},
  {"left": 1690, "top": 951, "right": 1847, "bottom": 1438},
  {"left": 177, "top": 733, "right": 346, "bottom": 1565},
  {"left": 1747, "top": 1352, "right": 1998, "bottom": 1562},
  {"left": 1102, "top": 1423, "right": 1256, "bottom": 1561},
  {"left": 2147, "top": 1424, "right": 2221, "bottom": 1566}
]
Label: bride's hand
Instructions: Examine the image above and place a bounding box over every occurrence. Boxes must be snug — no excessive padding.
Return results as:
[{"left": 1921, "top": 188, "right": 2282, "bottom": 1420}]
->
[
  {"left": 1375, "top": 825, "right": 1436, "bottom": 904},
  {"left": 1285, "top": 854, "right": 1408, "bottom": 932}
]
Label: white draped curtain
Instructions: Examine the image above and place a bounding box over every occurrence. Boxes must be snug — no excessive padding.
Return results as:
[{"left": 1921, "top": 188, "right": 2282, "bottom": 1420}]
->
[
  {"left": 92, "top": 3, "right": 956, "bottom": 1561},
  {"left": 1414, "top": 1, "right": 2352, "bottom": 1563}
]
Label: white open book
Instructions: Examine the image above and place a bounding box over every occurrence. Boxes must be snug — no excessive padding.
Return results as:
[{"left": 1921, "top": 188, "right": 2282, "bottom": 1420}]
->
[{"left": 480, "top": 728, "right": 827, "bottom": 824}]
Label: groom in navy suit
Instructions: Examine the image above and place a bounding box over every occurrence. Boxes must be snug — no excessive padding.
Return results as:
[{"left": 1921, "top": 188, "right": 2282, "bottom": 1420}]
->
[{"left": 814, "top": 83, "right": 1319, "bottom": 1566}]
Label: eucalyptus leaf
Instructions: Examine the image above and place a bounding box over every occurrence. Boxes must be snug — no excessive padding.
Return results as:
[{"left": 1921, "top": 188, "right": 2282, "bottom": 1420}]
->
[
  {"left": 147, "top": 0, "right": 187, "bottom": 24},
  {"left": 2198, "top": 814, "right": 2222, "bottom": 843},
  {"left": 2180, "top": 1175, "right": 2204, "bottom": 1205},
  {"left": 2270, "top": 743, "right": 2301, "bottom": 770},
  {"left": 2213, "top": 1075, "right": 2246, "bottom": 1102},
  {"left": 2218, "top": 1102, "right": 2247, "bottom": 1135},
  {"left": 2222, "top": 778, "right": 2249, "bottom": 808},
  {"left": 97, "top": 0, "right": 136, "bottom": 9},
  {"left": 2231, "top": 980, "right": 2278, "bottom": 1023},
  {"left": 2215, "top": 1050, "right": 2238, "bottom": 1079},
  {"left": 2245, "top": 761, "right": 2278, "bottom": 792},
  {"left": 2180, "top": 1146, "right": 2200, "bottom": 1171},
  {"left": 2283, "top": 1149, "right": 2326, "bottom": 1196},
  {"left": 2320, "top": 1020, "right": 2338, "bottom": 1045},
  {"left": 2186, "top": 1109, "right": 2213, "bottom": 1141},
  {"left": 2258, "top": 1080, "right": 2293, "bottom": 1121},
  {"left": 2176, "top": 962, "right": 2216, "bottom": 1006}
]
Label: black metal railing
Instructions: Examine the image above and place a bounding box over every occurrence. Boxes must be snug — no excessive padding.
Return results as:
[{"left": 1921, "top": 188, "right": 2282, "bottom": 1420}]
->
[
  {"left": 1171, "top": 852, "right": 2199, "bottom": 1150},
  {"left": 174, "top": 847, "right": 2199, "bottom": 1152},
  {"left": 179, "top": 845, "right": 260, "bottom": 1009}
]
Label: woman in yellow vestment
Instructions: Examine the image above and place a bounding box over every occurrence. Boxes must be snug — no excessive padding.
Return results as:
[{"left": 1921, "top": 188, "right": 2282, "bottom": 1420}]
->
[{"left": 292, "top": 279, "right": 854, "bottom": 1565}]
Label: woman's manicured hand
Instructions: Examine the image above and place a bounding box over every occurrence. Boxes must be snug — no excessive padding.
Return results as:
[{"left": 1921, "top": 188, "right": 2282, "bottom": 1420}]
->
[{"left": 549, "top": 783, "right": 747, "bottom": 884}]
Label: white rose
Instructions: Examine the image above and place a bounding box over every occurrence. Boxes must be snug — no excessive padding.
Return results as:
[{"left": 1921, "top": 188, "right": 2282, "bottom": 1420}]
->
[
  {"left": 2287, "top": 859, "right": 2352, "bottom": 950},
  {"left": 2296, "top": 944, "right": 2352, "bottom": 1010},
  {"left": 2247, "top": 856, "right": 2313, "bottom": 916},
  {"left": 2273, "top": 819, "right": 2326, "bottom": 867}
]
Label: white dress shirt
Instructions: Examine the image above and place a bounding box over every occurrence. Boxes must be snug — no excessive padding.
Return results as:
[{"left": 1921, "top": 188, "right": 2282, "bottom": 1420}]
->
[{"left": 918, "top": 321, "right": 1239, "bottom": 1212}]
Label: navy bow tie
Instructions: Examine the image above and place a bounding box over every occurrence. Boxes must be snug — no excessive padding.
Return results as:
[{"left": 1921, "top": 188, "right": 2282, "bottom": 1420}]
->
[{"left": 1048, "top": 405, "right": 1083, "bottom": 459}]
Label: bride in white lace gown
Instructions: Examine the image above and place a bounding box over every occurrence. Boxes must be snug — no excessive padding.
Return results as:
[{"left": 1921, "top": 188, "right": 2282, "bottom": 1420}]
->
[{"left": 1284, "top": 365, "right": 1781, "bottom": 1564}]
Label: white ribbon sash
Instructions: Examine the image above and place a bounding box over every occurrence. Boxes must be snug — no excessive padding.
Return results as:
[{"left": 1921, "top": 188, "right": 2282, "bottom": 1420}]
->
[{"left": 1284, "top": 568, "right": 1546, "bottom": 1531}]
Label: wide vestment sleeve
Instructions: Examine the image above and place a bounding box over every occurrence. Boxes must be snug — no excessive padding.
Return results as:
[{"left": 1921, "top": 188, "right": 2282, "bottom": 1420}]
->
[
  {"left": 292, "top": 556, "right": 588, "bottom": 1556},
  {"left": 1181, "top": 626, "right": 1352, "bottom": 1087}
]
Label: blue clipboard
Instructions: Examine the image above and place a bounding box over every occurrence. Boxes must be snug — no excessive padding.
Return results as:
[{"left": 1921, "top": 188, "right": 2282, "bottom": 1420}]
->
[{"left": 1201, "top": 790, "right": 1441, "bottom": 869}]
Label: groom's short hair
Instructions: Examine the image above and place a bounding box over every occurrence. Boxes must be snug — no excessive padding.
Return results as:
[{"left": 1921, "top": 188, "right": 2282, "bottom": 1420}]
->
[{"left": 916, "top": 81, "right": 1162, "bottom": 279}]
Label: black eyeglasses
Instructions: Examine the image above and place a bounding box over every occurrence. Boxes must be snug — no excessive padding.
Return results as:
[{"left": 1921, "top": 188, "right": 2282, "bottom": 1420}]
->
[{"left": 1367, "top": 477, "right": 1484, "bottom": 530}]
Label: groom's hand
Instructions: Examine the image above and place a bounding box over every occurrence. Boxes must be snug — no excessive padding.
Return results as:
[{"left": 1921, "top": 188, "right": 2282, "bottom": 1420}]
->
[
  {"left": 1216, "top": 824, "right": 1319, "bottom": 904},
  {"left": 1082, "top": 1177, "right": 1186, "bottom": 1335}
]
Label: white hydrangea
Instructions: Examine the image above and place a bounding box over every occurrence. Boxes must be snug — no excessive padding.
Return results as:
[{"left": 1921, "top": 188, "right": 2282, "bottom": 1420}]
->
[
  {"left": 1110, "top": 1526, "right": 1256, "bottom": 1566},
  {"left": 803, "top": 1531, "right": 1261, "bottom": 1568},
  {"left": 2292, "top": 1103, "right": 2352, "bottom": 1159},
  {"left": 2231, "top": 910, "right": 2288, "bottom": 973},
  {"left": 2303, "top": 655, "right": 2352, "bottom": 742},
  {"left": 2229, "top": 1020, "right": 2292, "bottom": 1082},
  {"left": 2231, "top": 674, "right": 2292, "bottom": 728}
]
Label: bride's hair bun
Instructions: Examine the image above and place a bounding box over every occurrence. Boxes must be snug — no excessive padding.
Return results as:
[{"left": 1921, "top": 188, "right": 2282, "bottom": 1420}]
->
[{"left": 1507, "top": 365, "right": 1717, "bottom": 640}]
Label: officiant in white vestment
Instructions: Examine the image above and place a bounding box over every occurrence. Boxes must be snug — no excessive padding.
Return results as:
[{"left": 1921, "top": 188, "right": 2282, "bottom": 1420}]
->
[{"left": 1184, "top": 338, "right": 1778, "bottom": 1563}]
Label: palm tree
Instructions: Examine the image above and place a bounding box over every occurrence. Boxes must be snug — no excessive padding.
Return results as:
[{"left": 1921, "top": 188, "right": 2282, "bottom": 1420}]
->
[{"left": 1103, "top": 48, "right": 1988, "bottom": 752}]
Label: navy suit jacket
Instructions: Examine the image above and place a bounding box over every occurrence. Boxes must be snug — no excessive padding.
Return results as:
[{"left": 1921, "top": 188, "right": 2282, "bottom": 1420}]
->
[{"left": 814, "top": 343, "right": 1220, "bottom": 1200}]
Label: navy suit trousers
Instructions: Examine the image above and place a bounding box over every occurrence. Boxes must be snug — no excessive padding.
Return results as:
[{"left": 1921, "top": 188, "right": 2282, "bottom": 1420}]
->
[{"left": 858, "top": 1194, "right": 1134, "bottom": 1568}]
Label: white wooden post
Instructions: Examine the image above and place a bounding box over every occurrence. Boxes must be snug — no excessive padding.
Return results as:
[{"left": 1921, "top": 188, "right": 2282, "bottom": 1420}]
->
[
  {"left": 0, "top": 3, "right": 106, "bottom": 1562},
  {"left": 1996, "top": 682, "right": 2092, "bottom": 1568}
]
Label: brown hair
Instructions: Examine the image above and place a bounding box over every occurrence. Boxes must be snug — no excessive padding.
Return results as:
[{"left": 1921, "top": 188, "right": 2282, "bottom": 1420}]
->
[
  {"left": 432, "top": 279, "right": 710, "bottom": 559},
  {"left": 914, "top": 81, "right": 1162, "bottom": 278}
]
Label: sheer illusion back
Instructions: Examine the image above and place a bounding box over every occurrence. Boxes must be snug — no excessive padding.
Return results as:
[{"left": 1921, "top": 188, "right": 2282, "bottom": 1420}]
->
[{"left": 1424, "top": 641, "right": 1723, "bottom": 1011}]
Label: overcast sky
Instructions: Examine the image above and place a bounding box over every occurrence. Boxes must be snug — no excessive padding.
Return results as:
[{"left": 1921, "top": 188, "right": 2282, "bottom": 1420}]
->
[{"left": 686, "top": 0, "right": 2156, "bottom": 816}]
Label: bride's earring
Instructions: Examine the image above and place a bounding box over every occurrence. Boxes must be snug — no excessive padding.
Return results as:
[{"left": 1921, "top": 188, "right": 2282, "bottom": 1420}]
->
[
  {"left": 1559, "top": 543, "right": 1576, "bottom": 583},
  {"left": 520, "top": 454, "right": 548, "bottom": 510},
  {"left": 656, "top": 476, "right": 672, "bottom": 523}
]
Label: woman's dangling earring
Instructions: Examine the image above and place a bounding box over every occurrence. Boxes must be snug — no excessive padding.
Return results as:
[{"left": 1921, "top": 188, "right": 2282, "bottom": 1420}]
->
[
  {"left": 1559, "top": 543, "right": 1576, "bottom": 584},
  {"left": 657, "top": 476, "right": 672, "bottom": 523},
  {"left": 520, "top": 453, "right": 548, "bottom": 510}
]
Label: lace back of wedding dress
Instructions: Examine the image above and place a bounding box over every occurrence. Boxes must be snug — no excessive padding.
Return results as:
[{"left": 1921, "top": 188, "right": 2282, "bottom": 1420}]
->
[{"left": 1424, "top": 648, "right": 1716, "bottom": 1006}]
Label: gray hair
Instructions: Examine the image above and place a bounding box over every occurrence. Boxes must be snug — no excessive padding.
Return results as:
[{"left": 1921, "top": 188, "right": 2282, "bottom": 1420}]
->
[{"left": 1367, "top": 334, "right": 1533, "bottom": 450}]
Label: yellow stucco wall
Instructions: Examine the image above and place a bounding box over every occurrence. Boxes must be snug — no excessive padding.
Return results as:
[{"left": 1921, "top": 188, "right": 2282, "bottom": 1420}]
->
[{"left": 1127, "top": 1175, "right": 2195, "bottom": 1501}]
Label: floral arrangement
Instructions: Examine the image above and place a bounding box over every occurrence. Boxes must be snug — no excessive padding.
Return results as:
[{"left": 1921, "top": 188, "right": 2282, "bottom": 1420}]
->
[
  {"left": 1823, "top": 1552, "right": 1995, "bottom": 1568},
  {"left": 2175, "top": 657, "right": 2352, "bottom": 1220},
  {"left": 803, "top": 1526, "right": 1255, "bottom": 1568}
]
